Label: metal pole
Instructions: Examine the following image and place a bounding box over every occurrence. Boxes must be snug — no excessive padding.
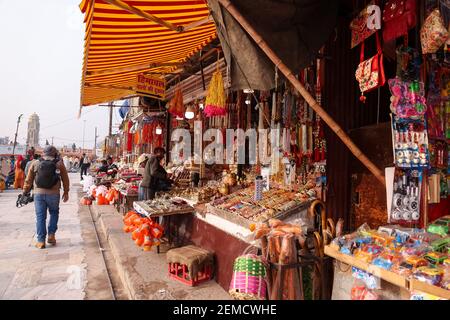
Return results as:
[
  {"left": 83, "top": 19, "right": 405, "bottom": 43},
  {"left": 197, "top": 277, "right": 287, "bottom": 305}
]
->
[
  {"left": 94, "top": 126, "right": 98, "bottom": 158},
  {"left": 12, "top": 114, "right": 23, "bottom": 156},
  {"left": 109, "top": 103, "right": 113, "bottom": 137},
  {"left": 217, "top": 0, "right": 385, "bottom": 186},
  {"left": 82, "top": 120, "right": 86, "bottom": 151}
]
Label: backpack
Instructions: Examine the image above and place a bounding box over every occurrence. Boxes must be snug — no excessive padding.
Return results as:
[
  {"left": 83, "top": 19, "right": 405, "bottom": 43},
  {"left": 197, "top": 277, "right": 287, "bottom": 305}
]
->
[{"left": 35, "top": 159, "right": 60, "bottom": 189}]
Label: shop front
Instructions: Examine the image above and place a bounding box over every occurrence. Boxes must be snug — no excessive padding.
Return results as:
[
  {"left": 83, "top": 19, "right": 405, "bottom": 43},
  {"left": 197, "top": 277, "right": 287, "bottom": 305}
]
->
[{"left": 78, "top": 0, "right": 449, "bottom": 300}]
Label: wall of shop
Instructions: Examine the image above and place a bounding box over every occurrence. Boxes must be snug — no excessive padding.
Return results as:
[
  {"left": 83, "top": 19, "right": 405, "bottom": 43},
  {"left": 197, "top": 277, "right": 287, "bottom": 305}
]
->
[{"left": 321, "top": 16, "right": 395, "bottom": 230}]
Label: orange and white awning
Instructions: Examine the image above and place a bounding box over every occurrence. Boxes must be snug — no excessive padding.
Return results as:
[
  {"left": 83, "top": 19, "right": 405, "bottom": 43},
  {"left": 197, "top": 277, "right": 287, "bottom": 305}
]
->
[{"left": 79, "top": 0, "right": 217, "bottom": 107}]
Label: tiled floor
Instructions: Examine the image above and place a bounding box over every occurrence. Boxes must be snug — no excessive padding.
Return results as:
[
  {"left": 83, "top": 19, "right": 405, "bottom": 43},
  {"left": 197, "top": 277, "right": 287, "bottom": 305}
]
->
[{"left": 0, "top": 173, "right": 86, "bottom": 300}]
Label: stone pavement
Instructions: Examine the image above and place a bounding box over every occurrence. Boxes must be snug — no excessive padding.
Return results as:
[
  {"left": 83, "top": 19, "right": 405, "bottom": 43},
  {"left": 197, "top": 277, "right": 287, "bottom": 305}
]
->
[{"left": 0, "top": 173, "right": 86, "bottom": 300}]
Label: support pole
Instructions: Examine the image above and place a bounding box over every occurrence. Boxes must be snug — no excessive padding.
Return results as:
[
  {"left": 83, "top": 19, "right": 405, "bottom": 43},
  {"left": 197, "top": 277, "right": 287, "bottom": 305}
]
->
[
  {"left": 12, "top": 114, "right": 23, "bottom": 156},
  {"left": 94, "top": 126, "right": 98, "bottom": 158},
  {"left": 217, "top": 0, "right": 385, "bottom": 186}
]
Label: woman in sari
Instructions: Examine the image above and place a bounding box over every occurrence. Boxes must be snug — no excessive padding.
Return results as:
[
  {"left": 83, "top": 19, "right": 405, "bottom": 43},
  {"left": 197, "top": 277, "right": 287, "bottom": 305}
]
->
[{"left": 13, "top": 155, "right": 25, "bottom": 189}]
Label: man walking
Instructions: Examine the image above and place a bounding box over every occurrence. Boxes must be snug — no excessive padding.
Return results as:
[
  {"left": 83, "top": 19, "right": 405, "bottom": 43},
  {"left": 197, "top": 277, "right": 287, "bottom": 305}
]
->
[
  {"left": 79, "top": 153, "right": 90, "bottom": 181},
  {"left": 23, "top": 146, "right": 70, "bottom": 249}
]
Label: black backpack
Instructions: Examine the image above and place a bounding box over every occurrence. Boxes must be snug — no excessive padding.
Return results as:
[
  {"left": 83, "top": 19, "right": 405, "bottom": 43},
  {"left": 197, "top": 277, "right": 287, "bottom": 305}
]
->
[{"left": 35, "top": 159, "right": 60, "bottom": 189}]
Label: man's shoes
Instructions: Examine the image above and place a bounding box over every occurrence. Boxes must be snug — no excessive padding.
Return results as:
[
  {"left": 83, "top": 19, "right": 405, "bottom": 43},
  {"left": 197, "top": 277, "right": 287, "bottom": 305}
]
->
[
  {"left": 47, "top": 234, "right": 56, "bottom": 245},
  {"left": 35, "top": 242, "right": 46, "bottom": 249}
]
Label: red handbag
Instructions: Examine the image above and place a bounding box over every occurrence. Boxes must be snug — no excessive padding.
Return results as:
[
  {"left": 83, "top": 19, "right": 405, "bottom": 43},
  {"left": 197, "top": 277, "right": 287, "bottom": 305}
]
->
[
  {"left": 382, "top": 0, "right": 417, "bottom": 42},
  {"left": 350, "top": 0, "right": 378, "bottom": 49},
  {"left": 355, "top": 32, "right": 386, "bottom": 103}
]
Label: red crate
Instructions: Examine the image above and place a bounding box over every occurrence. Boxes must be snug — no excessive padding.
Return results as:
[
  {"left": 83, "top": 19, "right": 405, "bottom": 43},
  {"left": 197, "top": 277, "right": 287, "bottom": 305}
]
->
[{"left": 168, "top": 262, "right": 212, "bottom": 286}]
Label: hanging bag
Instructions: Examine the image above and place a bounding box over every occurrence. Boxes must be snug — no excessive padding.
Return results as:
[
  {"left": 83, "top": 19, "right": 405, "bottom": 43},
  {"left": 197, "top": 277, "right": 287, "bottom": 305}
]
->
[
  {"left": 382, "top": 0, "right": 417, "bottom": 42},
  {"left": 355, "top": 32, "right": 386, "bottom": 102},
  {"left": 420, "top": 9, "right": 449, "bottom": 54},
  {"left": 350, "top": 1, "right": 378, "bottom": 49}
]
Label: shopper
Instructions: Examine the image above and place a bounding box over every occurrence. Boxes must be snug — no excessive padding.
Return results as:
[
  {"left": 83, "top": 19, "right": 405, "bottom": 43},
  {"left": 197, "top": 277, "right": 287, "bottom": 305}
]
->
[
  {"left": 23, "top": 146, "right": 70, "bottom": 249},
  {"left": 140, "top": 147, "right": 172, "bottom": 200},
  {"left": 137, "top": 155, "right": 149, "bottom": 201},
  {"left": 79, "top": 153, "right": 91, "bottom": 180},
  {"left": 13, "top": 155, "right": 25, "bottom": 189}
]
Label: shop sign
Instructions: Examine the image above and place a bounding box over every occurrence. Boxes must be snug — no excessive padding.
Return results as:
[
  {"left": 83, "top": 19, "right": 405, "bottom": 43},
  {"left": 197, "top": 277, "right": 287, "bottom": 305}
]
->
[{"left": 136, "top": 74, "right": 166, "bottom": 100}]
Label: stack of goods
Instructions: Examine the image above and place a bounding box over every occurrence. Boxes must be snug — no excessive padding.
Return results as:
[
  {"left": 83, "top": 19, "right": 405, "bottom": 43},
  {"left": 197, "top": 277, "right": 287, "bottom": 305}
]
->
[
  {"left": 118, "top": 169, "right": 139, "bottom": 181},
  {"left": 113, "top": 179, "right": 139, "bottom": 197},
  {"left": 388, "top": 43, "right": 430, "bottom": 225},
  {"left": 210, "top": 186, "right": 312, "bottom": 224},
  {"left": 253, "top": 219, "right": 303, "bottom": 300},
  {"left": 80, "top": 185, "right": 119, "bottom": 206},
  {"left": 426, "top": 57, "right": 449, "bottom": 205},
  {"left": 134, "top": 196, "right": 194, "bottom": 217},
  {"left": 166, "top": 186, "right": 219, "bottom": 204},
  {"left": 123, "top": 211, "right": 164, "bottom": 251},
  {"left": 331, "top": 221, "right": 450, "bottom": 295}
]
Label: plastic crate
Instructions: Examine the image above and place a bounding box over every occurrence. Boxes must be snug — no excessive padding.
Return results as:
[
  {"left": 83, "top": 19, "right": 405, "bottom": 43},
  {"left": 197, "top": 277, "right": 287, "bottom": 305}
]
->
[{"left": 168, "top": 262, "right": 212, "bottom": 286}]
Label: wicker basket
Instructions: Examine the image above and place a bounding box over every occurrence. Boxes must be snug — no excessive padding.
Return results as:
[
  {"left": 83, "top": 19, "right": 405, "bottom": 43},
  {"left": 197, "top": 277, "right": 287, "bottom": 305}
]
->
[{"left": 229, "top": 249, "right": 268, "bottom": 300}]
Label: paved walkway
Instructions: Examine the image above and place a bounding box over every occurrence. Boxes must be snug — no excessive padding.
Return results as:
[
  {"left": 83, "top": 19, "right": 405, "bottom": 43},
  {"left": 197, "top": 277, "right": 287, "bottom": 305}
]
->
[{"left": 0, "top": 173, "right": 86, "bottom": 300}]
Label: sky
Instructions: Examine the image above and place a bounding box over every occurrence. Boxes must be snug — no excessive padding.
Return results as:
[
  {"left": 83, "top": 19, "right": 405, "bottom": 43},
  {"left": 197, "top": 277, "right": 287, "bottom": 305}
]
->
[{"left": 0, "top": 0, "right": 122, "bottom": 148}]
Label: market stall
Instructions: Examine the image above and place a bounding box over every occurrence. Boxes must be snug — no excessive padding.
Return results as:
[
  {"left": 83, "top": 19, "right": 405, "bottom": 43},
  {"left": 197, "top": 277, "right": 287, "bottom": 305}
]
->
[{"left": 77, "top": 0, "right": 450, "bottom": 300}]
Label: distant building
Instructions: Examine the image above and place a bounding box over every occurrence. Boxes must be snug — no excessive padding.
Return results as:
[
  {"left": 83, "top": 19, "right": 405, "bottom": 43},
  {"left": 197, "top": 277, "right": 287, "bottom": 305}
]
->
[
  {"left": 26, "top": 113, "right": 40, "bottom": 148},
  {"left": 0, "top": 137, "right": 9, "bottom": 145}
]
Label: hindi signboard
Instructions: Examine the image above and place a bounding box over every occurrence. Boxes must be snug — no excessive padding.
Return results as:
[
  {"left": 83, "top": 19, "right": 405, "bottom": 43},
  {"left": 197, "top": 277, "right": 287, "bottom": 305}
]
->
[{"left": 136, "top": 74, "right": 166, "bottom": 100}]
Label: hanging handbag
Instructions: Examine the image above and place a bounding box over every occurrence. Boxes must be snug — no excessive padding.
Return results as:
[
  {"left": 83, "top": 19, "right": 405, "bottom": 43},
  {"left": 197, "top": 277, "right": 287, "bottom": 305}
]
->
[
  {"left": 350, "top": 1, "right": 378, "bottom": 49},
  {"left": 421, "top": 9, "right": 449, "bottom": 54},
  {"left": 382, "top": 0, "right": 417, "bottom": 42},
  {"left": 355, "top": 32, "right": 386, "bottom": 102}
]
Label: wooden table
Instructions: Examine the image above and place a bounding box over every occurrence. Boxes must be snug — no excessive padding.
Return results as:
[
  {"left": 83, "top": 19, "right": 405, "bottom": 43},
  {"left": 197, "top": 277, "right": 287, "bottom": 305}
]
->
[
  {"left": 325, "top": 244, "right": 450, "bottom": 300},
  {"left": 116, "top": 189, "right": 138, "bottom": 214},
  {"left": 133, "top": 201, "right": 195, "bottom": 253}
]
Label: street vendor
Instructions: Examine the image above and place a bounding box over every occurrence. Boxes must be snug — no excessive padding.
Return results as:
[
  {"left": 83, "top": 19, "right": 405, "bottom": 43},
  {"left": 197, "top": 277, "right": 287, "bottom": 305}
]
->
[
  {"left": 140, "top": 147, "right": 172, "bottom": 200},
  {"left": 106, "top": 156, "right": 118, "bottom": 178},
  {"left": 97, "top": 160, "right": 109, "bottom": 174}
]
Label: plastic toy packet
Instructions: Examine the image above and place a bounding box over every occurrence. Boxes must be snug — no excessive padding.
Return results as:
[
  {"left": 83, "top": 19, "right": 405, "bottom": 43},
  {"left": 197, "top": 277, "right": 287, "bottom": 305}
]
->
[
  {"left": 352, "top": 267, "right": 381, "bottom": 290},
  {"left": 413, "top": 267, "right": 444, "bottom": 286}
]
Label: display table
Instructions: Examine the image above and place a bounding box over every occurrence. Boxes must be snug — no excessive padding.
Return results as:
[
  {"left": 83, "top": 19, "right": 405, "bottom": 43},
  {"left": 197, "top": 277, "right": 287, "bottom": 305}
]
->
[
  {"left": 116, "top": 189, "right": 138, "bottom": 214},
  {"left": 325, "top": 245, "right": 450, "bottom": 300},
  {"left": 133, "top": 200, "right": 195, "bottom": 254}
]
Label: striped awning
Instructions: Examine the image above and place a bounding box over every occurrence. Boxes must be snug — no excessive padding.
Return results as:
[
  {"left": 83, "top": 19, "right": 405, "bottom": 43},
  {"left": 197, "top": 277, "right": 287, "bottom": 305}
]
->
[{"left": 79, "top": 0, "right": 217, "bottom": 107}]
